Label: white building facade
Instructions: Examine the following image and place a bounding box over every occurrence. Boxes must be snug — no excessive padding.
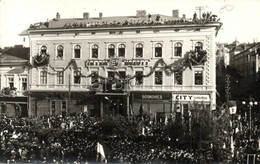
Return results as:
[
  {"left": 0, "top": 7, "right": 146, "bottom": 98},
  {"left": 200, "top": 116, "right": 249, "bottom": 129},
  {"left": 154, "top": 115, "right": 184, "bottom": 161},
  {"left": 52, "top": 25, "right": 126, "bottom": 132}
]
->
[{"left": 21, "top": 11, "right": 222, "bottom": 119}]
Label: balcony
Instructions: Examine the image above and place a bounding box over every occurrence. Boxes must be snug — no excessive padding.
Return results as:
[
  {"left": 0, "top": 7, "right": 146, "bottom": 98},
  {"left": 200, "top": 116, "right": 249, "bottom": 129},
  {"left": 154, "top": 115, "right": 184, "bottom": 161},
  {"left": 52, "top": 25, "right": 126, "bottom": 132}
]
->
[
  {"left": 128, "top": 84, "right": 214, "bottom": 92},
  {"left": 85, "top": 58, "right": 150, "bottom": 69}
]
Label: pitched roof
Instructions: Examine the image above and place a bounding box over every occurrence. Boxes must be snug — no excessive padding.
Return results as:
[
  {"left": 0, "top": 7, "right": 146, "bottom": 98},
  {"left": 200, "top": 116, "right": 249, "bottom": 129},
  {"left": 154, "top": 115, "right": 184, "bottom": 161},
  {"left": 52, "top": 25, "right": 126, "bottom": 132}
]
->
[
  {"left": 0, "top": 46, "right": 29, "bottom": 61},
  {"left": 47, "top": 14, "right": 177, "bottom": 28}
]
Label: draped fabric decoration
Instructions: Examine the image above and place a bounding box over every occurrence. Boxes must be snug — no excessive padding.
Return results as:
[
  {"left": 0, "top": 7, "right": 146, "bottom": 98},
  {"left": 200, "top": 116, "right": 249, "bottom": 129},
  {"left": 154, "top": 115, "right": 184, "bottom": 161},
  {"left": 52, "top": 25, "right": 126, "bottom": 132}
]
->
[
  {"left": 32, "top": 53, "right": 50, "bottom": 67},
  {"left": 188, "top": 50, "right": 207, "bottom": 65},
  {"left": 32, "top": 50, "right": 207, "bottom": 85}
]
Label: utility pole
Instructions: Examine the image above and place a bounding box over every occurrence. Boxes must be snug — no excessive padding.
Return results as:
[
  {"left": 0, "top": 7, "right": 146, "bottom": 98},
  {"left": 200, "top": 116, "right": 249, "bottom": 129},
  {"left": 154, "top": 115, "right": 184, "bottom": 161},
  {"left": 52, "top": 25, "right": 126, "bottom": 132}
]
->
[
  {"left": 195, "top": 6, "right": 205, "bottom": 19},
  {"left": 68, "top": 73, "right": 71, "bottom": 114}
]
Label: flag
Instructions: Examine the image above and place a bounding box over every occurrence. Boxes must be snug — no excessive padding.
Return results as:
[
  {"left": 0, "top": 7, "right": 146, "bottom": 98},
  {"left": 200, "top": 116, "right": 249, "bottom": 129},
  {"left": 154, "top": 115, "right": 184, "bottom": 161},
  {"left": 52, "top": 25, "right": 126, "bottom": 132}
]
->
[
  {"left": 97, "top": 142, "right": 106, "bottom": 162},
  {"left": 228, "top": 100, "right": 237, "bottom": 114}
]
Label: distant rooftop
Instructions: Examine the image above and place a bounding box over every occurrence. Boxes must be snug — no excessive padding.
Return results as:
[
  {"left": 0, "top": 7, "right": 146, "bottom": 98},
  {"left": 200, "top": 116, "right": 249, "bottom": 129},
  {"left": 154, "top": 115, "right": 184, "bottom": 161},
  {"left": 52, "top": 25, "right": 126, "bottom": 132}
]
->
[{"left": 0, "top": 46, "right": 29, "bottom": 61}]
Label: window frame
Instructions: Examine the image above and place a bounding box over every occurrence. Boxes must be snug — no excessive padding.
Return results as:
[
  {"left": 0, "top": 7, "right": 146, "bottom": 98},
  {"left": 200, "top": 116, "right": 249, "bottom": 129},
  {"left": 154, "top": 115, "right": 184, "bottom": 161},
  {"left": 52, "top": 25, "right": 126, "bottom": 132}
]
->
[
  {"left": 118, "top": 44, "right": 126, "bottom": 58},
  {"left": 91, "top": 71, "right": 99, "bottom": 84},
  {"left": 56, "top": 71, "right": 64, "bottom": 85},
  {"left": 135, "top": 43, "right": 143, "bottom": 58},
  {"left": 174, "top": 72, "right": 183, "bottom": 85},
  {"left": 40, "top": 45, "right": 47, "bottom": 55},
  {"left": 194, "top": 70, "right": 203, "bottom": 85},
  {"left": 174, "top": 42, "right": 182, "bottom": 57},
  {"left": 73, "top": 69, "right": 81, "bottom": 84},
  {"left": 135, "top": 71, "right": 144, "bottom": 85},
  {"left": 154, "top": 71, "right": 163, "bottom": 85},
  {"left": 40, "top": 70, "right": 48, "bottom": 84},
  {"left": 108, "top": 44, "right": 115, "bottom": 58},
  {"left": 154, "top": 43, "right": 162, "bottom": 58},
  {"left": 56, "top": 45, "right": 64, "bottom": 59},
  {"left": 74, "top": 44, "right": 81, "bottom": 59},
  {"left": 21, "top": 77, "right": 27, "bottom": 91},
  {"left": 91, "top": 44, "right": 99, "bottom": 58},
  {"left": 195, "top": 42, "right": 203, "bottom": 52},
  {"left": 8, "top": 76, "right": 14, "bottom": 88}
]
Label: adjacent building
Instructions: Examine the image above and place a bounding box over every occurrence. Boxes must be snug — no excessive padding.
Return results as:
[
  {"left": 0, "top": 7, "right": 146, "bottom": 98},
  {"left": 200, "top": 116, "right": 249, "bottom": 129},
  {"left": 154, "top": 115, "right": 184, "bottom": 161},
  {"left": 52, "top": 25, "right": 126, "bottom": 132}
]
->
[
  {"left": 230, "top": 42, "right": 260, "bottom": 98},
  {"left": 21, "top": 10, "right": 222, "bottom": 120},
  {"left": 0, "top": 45, "right": 30, "bottom": 117}
]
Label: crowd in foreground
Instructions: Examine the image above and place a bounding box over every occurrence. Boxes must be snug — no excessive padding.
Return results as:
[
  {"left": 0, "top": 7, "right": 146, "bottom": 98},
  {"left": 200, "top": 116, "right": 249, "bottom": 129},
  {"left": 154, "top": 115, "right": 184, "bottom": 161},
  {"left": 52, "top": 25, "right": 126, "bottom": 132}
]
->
[{"left": 0, "top": 111, "right": 259, "bottom": 163}]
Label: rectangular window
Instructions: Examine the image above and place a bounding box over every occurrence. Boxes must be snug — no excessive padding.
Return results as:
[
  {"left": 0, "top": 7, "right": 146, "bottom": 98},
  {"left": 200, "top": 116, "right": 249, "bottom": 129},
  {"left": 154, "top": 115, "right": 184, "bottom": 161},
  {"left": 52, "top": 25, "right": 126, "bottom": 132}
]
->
[
  {"left": 21, "top": 77, "right": 27, "bottom": 91},
  {"left": 195, "top": 71, "right": 203, "bottom": 85},
  {"left": 174, "top": 72, "right": 182, "bottom": 85},
  {"left": 62, "top": 100, "right": 67, "bottom": 111},
  {"left": 92, "top": 49, "right": 98, "bottom": 58},
  {"left": 40, "top": 71, "right": 47, "bottom": 84},
  {"left": 155, "top": 47, "right": 162, "bottom": 57},
  {"left": 51, "top": 101, "right": 56, "bottom": 115},
  {"left": 118, "top": 71, "right": 126, "bottom": 79},
  {"left": 174, "top": 47, "right": 182, "bottom": 56},
  {"left": 57, "top": 71, "right": 64, "bottom": 84},
  {"left": 135, "top": 71, "right": 143, "bottom": 85},
  {"left": 108, "top": 71, "right": 115, "bottom": 81},
  {"left": 8, "top": 76, "right": 14, "bottom": 88},
  {"left": 108, "top": 48, "right": 115, "bottom": 58},
  {"left": 155, "top": 71, "right": 163, "bottom": 85},
  {"left": 91, "top": 71, "right": 99, "bottom": 84},
  {"left": 118, "top": 48, "right": 125, "bottom": 57},
  {"left": 136, "top": 48, "right": 143, "bottom": 58},
  {"left": 74, "top": 49, "right": 80, "bottom": 58},
  {"left": 74, "top": 70, "right": 81, "bottom": 84}
]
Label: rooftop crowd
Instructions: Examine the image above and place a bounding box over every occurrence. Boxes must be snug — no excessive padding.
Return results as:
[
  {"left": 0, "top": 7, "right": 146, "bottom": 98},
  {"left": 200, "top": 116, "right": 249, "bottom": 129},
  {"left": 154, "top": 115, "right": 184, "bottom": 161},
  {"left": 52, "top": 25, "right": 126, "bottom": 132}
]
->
[{"left": 29, "top": 11, "right": 220, "bottom": 30}]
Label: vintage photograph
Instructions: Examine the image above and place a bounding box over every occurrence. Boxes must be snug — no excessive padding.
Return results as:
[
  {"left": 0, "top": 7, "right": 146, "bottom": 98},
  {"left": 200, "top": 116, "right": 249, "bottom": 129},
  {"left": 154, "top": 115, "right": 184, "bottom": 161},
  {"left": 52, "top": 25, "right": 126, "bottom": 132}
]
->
[{"left": 0, "top": 0, "right": 260, "bottom": 163}]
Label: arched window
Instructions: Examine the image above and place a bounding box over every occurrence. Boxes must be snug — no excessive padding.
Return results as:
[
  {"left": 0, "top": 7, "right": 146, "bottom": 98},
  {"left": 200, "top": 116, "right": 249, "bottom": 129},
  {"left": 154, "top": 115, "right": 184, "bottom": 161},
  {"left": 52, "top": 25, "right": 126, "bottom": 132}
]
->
[
  {"left": 91, "top": 44, "right": 99, "bottom": 58},
  {"left": 74, "top": 45, "right": 81, "bottom": 58},
  {"left": 195, "top": 42, "right": 203, "bottom": 52},
  {"left": 135, "top": 43, "right": 143, "bottom": 58},
  {"left": 108, "top": 44, "right": 115, "bottom": 58},
  {"left": 118, "top": 44, "right": 125, "bottom": 57},
  {"left": 154, "top": 43, "right": 162, "bottom": 57},
  {"left": 57, "top": 45, "right": 64, "bottom": 59},
  {"left": 174, "top": 42, "right": 182, "bottom": 57},
  {"left": 40, "top": 46, "right": 47, "bottom": 55}
]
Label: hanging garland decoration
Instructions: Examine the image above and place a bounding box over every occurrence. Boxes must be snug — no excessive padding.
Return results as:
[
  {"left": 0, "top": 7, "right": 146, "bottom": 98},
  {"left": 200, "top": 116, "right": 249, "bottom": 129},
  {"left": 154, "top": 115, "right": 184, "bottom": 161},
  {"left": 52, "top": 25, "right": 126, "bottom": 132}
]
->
[
  {"left": 30, "top": 50, "right": 207, "bottom": 89},
  {"left": 32, "top": 53, "right": 50, "bottom": 67}
]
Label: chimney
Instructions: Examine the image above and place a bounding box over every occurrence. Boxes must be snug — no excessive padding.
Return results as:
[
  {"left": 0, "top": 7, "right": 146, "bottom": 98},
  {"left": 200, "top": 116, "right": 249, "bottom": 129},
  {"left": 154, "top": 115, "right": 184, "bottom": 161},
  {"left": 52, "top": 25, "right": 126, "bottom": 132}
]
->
[
  {"left": 172, "top": 10, "right": 179, "bottom": 18},
  {"left": 83, "top": 12, "right": 89, "bottom": 20},
  {"left": 136, "top": 10, "right": 146, "bottom": 17},
  {"left": 56, "top": 12, "right": 60, "bottom": 20},
  {"left": 99, "top": 12, "right": 103, "bottom": 19}
]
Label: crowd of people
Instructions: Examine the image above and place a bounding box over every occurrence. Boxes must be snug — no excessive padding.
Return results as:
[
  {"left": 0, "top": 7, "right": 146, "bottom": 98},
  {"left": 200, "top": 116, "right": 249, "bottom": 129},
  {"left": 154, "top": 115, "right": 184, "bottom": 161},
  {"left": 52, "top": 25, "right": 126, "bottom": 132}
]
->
[
  {"left": 0, "top": 113, "right": 200, "bottom": 163},
  {"left": 0, "top": 109, "right": 259, "bottom": 163},
  {"left": 29, "top": 11, "right": 220, "bottom": 30}
]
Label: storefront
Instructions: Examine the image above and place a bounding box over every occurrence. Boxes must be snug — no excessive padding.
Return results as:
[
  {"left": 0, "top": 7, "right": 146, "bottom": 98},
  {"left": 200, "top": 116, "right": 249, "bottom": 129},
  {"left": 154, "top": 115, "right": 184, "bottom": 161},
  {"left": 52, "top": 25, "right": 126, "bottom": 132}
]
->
[
  {"left": 172, "top": 93, "right": 211, "bottom": 120},
  {"left": 131, "top": 92, "right": 172, "bottom": 122},
  {"left": 0, "top": 96, "right": 28, "bottom": 117}
]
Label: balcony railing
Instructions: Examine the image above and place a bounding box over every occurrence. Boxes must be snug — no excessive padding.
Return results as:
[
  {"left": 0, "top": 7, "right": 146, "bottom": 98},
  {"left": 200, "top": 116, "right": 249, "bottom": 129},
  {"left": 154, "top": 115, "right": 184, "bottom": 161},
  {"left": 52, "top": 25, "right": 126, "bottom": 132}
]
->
[
  {"left": 29, "top": 83, "right": 214, "bottom": 92},
  {"left": 85, "top": 58, "right": 150, "bottom": 68}
]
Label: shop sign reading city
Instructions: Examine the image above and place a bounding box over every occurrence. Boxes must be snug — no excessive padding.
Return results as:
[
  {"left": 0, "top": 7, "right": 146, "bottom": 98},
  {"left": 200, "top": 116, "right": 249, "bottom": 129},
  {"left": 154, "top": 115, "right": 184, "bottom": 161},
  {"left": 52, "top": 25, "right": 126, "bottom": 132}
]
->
[{"left": 172, "top": 94, "right": 210, "bottom": 102}]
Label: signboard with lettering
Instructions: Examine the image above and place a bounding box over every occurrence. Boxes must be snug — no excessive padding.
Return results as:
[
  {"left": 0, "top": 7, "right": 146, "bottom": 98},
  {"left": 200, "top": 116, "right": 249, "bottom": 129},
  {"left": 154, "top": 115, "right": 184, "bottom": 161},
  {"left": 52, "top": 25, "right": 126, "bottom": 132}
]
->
[
  {"left": 133, "top": 92, "right": 171, "bottom": 100},
  {"left": 172, "top": 94, "right": 210, "bottom": 102}
]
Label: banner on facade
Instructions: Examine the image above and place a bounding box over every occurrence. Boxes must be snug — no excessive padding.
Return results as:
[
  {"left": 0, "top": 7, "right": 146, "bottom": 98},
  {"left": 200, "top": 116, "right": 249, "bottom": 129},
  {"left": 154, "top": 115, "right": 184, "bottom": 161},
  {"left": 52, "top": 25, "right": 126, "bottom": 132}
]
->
[
  {"left": 133, "top": 92, "right": 171, "bottom": 100},
  {"left": 172, "top": 94, "right": 210, "bottom": 102}
]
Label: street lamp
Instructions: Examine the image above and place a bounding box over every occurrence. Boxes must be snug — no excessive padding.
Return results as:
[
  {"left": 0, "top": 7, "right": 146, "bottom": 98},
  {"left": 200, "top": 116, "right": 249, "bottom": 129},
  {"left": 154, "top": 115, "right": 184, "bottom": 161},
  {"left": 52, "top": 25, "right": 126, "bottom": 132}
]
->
[{"left": 242, "top": 99, "right": 258, "bottom": 141}]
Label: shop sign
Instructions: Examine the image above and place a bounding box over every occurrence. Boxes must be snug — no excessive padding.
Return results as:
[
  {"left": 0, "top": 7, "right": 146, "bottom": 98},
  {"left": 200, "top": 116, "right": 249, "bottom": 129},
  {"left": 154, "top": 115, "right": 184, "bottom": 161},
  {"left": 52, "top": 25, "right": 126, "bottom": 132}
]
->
[
  {"left": 133, "top": 92, "right": 171, "bottom": 100},
  {"left": 173, "top": 94, "right": 210, "bottom": 102}
]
